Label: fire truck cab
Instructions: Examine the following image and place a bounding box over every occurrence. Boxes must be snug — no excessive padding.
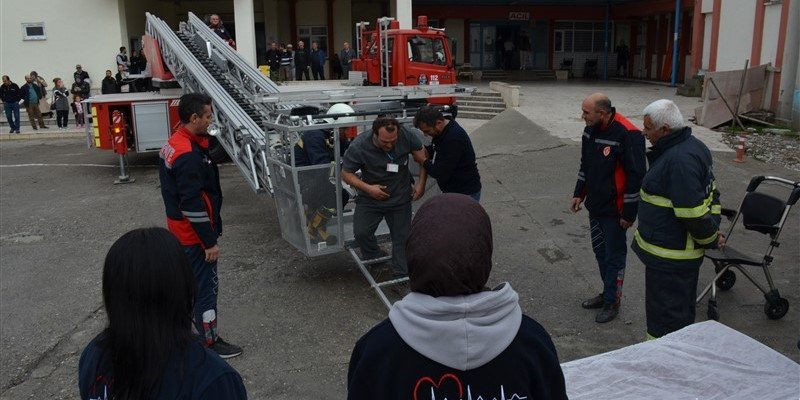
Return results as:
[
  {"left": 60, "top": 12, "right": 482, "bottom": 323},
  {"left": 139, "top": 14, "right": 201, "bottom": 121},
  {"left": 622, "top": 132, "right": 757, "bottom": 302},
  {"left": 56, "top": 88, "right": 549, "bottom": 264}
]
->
[{"left": 352, "top": 16, "right": 456, "bottom": 93}]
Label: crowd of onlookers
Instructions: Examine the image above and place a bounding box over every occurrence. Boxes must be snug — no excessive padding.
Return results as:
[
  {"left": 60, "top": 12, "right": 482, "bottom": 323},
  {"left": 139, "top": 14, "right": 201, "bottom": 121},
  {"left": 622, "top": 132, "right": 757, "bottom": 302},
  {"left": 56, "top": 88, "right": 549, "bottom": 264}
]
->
[
  {"left": 260, "top": 39, "right": 356, "bottom": 83},
  {"left": 0, "top": 46, "right": 153, "bottom": 133}
]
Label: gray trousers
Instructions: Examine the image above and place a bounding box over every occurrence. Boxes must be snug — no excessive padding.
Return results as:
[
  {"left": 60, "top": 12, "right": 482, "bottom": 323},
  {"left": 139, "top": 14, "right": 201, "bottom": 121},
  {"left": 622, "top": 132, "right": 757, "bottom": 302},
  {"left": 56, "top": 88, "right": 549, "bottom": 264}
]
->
[{"left": 353, "top": 201, "right": 412, "bottom": 277}]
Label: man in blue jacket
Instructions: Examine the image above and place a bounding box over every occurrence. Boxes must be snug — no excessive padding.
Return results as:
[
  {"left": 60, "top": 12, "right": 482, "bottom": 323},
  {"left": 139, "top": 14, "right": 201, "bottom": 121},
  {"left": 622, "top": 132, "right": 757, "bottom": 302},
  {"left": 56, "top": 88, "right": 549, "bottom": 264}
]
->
[
  {"left": 159, "top": 93, "right": 242, "bottom": 358},
  {"left": 413, "top": 105, "right": 482, "bottom": 201},
  {"left": 570, "top": 93, "right": 646, "bottom": 323},
  {"left": 632, "top": 99, "right": 724, "bottom": 339},
  {"left": 310, "top": 41, "right": 326, "bottom": 80}
]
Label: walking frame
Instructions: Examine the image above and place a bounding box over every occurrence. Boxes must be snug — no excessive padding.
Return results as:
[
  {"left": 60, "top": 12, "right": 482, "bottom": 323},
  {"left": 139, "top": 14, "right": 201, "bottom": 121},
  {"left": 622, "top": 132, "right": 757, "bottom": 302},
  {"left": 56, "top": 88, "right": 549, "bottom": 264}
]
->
[{"left": 696, "top": 175, "right": 800, "bottom": 321}]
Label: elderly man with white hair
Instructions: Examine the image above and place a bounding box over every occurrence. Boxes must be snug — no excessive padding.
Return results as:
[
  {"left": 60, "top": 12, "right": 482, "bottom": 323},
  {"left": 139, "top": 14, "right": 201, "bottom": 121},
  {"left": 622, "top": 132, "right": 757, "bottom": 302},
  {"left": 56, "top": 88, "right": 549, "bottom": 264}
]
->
[{"left": 632, "top": 99, "right": 725, "bottom": 340}]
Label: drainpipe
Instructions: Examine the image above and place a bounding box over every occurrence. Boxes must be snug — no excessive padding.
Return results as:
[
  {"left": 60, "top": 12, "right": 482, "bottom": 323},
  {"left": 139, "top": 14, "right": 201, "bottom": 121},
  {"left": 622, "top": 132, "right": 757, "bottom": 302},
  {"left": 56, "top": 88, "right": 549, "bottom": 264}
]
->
[
  {"left": 671, "top": 0, "right": 681, "bottom": 86},
  {"left": 604, "top": 1, "right": 610, "bottom": 80}
]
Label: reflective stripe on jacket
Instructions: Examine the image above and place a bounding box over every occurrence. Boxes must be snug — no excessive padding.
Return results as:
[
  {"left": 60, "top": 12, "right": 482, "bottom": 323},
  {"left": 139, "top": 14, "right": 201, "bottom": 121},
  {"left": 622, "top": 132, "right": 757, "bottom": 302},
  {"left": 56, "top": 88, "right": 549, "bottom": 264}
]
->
[{"left": 632, "top": 127, "right": 721, "bottom": 269}]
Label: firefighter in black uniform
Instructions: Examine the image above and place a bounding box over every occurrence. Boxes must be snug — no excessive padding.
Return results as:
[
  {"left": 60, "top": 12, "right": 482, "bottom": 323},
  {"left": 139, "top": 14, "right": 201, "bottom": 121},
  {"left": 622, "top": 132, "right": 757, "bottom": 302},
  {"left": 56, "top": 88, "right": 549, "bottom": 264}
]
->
[
  {"left": 633, "top": 99, "right": 724, "bottom": 339},
  {"left": 570, "top": 93, "right": 647, "bottom": 323},
  {"left": 294, "top": 103, "right": 355, "bottom": 245}
]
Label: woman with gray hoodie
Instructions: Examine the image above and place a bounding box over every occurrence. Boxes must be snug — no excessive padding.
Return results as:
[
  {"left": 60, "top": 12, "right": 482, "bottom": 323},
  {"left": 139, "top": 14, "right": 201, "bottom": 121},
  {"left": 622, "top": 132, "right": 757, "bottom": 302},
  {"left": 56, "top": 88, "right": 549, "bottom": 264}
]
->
[{"left": 348, "top": 193, "right": 567, "bottom": 400}]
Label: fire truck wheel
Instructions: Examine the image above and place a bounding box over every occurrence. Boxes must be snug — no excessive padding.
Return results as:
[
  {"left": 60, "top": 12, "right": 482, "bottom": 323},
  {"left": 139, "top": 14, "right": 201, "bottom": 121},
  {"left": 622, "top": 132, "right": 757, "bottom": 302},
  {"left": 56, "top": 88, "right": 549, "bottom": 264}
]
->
[{"left": 209, "top": 137, "right": 231, "bottom": 163}]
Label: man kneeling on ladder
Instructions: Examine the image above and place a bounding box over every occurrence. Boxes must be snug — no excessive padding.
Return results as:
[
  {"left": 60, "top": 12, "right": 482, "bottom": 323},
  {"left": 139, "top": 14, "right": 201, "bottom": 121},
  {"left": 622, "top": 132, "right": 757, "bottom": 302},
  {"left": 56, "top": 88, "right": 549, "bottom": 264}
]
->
[{"left": 295, "top": 103, "right": 355, "bottom": 245}]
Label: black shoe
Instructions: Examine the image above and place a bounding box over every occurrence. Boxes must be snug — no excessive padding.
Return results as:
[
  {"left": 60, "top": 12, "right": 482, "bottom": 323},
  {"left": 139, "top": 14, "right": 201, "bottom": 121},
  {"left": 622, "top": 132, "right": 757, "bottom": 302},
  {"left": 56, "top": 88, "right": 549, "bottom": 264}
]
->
[
  {"left": 210, "top": 338, "right": 242, "bottom": 359},
  {"left": 581, "top": 294, "right": 604, "bottom": 309},
  {"left": 41, "top": 126, "right": 49, "bottom": 129},
  {"left": 595, "top": 303, "right": 619, "bottom": 323}
]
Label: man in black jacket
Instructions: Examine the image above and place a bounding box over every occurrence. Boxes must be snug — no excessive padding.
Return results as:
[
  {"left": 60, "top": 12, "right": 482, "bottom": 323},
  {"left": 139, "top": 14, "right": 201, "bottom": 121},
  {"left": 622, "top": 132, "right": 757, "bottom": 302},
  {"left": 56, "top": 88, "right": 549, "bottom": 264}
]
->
[
  {"left": 265, "top": 41, "right": 282, "bottom": 81},
  {"left": 101, "top": 70, "right": 119, "bottom": 94},
  {"left": 413, "top": 105, "right": 481, "bottom": 201},
  {"left": 294, "top": 40, "right": 310, "bottom": 81},
  {"left": 633, "top": 99, "right": 723, "bottom": 339},
  {"left": 570, "top": 93, "right": 646, "bottom": 323},
  {"left": 1, "top": 75, "right": 21, "bottom": 133}
]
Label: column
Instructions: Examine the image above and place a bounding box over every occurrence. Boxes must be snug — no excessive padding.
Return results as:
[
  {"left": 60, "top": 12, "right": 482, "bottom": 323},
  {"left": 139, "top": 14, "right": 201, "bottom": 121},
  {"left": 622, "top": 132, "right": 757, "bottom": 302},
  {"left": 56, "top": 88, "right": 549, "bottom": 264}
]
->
[{"left": 234, "top": 0, "right": 257, "bottom": 66}]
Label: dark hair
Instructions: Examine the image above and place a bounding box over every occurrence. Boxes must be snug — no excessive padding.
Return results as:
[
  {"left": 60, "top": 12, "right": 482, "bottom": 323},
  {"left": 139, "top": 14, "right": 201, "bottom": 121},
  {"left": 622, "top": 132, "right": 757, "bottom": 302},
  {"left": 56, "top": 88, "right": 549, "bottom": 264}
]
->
[
  {"left": 100, "top": 227, "right": 197, "bottom": 399},
  {"left": 413, "top": 105, "right": 444, "bottom": 128},
  {"left": 178, "top": 93, "right": 212, "bottom": 124},
  {"left": 1, "top": 75, "right": 8, "bottom": 81},
  {"left": 594, "top": 97, "right": 612, "bottom": 113},
  {"left": 372, "top": 116, "right": 399, "bottom": 136},
  {"left": 120, "top": 46, "right": 126, "bottom": 52}
]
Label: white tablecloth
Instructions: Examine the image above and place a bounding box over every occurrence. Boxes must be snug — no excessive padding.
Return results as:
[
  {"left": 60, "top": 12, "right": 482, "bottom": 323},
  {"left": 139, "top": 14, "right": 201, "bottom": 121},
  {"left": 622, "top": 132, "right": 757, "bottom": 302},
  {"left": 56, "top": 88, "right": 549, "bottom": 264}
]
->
[{"left": 561, "top": 321, "right": 800, "bottom": 400}]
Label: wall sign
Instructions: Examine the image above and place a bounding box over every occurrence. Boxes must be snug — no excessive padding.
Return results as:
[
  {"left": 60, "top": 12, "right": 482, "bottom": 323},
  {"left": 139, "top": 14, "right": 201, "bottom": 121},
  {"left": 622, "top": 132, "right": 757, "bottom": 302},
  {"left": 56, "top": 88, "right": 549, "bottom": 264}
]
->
[{"left": 509, "top": 12, "right": 530, "bottom": 21}]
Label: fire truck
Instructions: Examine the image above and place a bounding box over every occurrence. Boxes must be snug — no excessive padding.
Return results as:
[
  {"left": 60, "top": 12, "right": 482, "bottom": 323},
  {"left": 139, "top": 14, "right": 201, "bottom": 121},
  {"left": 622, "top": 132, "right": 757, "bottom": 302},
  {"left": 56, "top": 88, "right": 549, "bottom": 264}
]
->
[
  {"left": 86, "top": 11, "right": 472, "bottom": 307},
  {"left": 352, "top": 16, "right": 456, "bottom": 92}
]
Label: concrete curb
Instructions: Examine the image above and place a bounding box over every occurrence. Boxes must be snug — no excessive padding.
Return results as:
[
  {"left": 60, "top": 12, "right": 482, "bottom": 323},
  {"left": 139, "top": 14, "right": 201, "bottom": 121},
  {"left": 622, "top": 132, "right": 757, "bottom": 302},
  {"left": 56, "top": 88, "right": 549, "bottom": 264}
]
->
[{"left": 0, "top": 131, "right": 85, "bottom": 141}]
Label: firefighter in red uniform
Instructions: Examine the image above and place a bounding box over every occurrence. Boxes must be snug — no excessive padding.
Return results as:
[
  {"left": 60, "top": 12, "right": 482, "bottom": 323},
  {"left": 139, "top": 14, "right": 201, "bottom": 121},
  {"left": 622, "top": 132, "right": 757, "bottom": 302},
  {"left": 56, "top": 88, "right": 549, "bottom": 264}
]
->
[
  {"left": 159, "top": 93, "right": 242, "bottom": 358},
  {"left": 570, "top": 92, "right": 647, "bottom": 323}
]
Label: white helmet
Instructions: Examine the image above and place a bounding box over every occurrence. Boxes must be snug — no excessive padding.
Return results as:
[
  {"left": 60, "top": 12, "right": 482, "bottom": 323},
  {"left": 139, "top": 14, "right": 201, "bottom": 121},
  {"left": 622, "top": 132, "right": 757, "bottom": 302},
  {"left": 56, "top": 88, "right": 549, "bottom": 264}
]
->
[{"left": 323, "top": 103, "right": 356, "bottom": 124}]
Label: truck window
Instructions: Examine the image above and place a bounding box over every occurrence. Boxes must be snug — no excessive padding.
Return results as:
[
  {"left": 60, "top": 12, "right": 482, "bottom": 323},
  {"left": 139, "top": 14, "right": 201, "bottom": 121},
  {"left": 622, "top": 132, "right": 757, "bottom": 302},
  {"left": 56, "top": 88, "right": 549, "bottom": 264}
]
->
[{"left": 407, "top": 37, "right": 446, "bottom": 65}]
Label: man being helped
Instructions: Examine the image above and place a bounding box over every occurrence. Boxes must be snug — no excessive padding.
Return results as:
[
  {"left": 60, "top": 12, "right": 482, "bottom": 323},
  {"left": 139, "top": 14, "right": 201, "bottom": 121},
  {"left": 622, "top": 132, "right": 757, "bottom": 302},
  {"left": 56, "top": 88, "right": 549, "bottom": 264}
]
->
[
  {"left": 294, "top": 103, "right": 355, "bottom": 245},
  {"left": 341, "top": 116, "right": 427, "bottom": 278},
  {"left": 413, "top": 105, "right": 481, "bottom": 201},
  {"left": 570, "top": 93, "right": 646, "bottom": 323},
  {"left": 633, "top": 99, "right": 724, "bottom": 339},
  {"left": 159, "top": 93, "right": 242, "bottom": 358}
]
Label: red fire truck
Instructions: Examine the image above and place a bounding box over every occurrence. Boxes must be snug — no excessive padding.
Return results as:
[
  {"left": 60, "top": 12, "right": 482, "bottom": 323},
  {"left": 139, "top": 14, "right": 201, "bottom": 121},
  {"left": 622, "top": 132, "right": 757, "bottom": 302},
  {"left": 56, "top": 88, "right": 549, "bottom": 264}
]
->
[{"left": 351, "top": 16, "right": 456, "bottom": 105}]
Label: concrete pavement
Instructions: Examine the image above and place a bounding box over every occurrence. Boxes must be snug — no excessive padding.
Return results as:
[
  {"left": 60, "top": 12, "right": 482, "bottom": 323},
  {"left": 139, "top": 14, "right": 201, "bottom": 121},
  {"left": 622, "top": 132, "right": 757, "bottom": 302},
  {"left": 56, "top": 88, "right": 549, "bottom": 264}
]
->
[{"left": 1, "top": 81, "right": 797, "bottom": 399}]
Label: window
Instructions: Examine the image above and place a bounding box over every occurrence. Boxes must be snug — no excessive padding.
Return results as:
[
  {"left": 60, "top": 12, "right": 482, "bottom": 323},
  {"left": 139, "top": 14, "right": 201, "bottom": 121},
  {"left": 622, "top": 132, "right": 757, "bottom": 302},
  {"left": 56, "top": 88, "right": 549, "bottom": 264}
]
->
[
  {"left": 407, "top": 37, "right": 446, "bottom": 65},
  {"left": 297, "top": 25, "right": 327, "bottom": 53},
  {"left": 22, "top": 23, "right": 46, "bottom": 41},
  {"left": 553, "top": 21, "right": 609, "bottom": 53}
]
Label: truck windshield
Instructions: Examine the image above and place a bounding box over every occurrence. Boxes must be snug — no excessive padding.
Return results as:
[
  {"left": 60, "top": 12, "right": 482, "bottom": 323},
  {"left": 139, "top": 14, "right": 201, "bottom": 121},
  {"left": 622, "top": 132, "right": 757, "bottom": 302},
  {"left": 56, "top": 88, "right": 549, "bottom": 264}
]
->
[{"left": 407, "top": 36, "right": 446, "bottom": 65}]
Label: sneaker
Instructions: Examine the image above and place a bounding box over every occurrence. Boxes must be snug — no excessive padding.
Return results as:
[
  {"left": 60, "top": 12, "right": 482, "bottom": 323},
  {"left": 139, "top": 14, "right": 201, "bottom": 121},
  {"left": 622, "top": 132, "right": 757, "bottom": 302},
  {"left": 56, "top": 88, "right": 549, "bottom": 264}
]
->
[
  {"left": 595, "top": 303, "right": 619, "bottom": 323},
  {"left": 210, "top": 337, "right": 242, "bottom": 359},
  {"left": 581, "top": 294, "right": 604, "bottom": 309}
]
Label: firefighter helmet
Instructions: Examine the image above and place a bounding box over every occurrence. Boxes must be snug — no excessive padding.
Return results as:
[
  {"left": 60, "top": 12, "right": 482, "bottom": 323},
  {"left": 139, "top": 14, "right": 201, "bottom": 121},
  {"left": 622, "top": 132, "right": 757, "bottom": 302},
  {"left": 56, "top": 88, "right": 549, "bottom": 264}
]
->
[{"left": 323, "top": 103, "right": 356, "bottom": 124}]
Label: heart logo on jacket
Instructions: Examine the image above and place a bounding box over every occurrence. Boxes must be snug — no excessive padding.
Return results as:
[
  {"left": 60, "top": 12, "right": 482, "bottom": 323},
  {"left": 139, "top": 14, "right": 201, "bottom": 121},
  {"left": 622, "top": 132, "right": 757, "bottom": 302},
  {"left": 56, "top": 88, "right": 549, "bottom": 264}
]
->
[{"left": 413, "top": 373, "right": 463, "bottom": 400}]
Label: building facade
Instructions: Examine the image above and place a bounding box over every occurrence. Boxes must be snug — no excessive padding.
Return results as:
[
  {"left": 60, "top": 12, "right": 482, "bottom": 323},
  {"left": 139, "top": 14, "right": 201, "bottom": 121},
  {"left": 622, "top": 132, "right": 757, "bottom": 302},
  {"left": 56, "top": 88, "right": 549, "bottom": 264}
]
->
[{"left": 2, "top": 0, "right": 796, "bottom": 124}]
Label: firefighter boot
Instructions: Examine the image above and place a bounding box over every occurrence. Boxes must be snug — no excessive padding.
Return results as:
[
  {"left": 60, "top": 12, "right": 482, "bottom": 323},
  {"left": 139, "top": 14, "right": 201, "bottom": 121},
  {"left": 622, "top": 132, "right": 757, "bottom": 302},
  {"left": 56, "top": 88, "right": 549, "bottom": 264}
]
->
[{"left": 307, "top": 207, "right": 338, "bottom": 245}]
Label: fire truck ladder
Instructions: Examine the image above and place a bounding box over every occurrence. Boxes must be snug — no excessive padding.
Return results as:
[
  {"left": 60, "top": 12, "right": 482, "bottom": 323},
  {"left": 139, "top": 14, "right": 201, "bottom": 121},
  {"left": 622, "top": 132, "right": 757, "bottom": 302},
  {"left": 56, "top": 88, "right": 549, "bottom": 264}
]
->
[
  {"left": 145, "top": 12, "right": 277, "bottom": 194},
  {"left": 378, "top": 17, "right": 394, "bottom": 87},
  {"left": 146, "top": 11, "right": 477, "bottom": 310}
]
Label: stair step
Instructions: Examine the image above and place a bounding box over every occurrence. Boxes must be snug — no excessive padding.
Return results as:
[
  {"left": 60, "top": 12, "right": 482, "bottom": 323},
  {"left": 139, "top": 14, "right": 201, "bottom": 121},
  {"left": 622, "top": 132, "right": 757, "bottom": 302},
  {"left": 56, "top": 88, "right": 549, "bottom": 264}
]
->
[
  {"left": 472, "top": 91, "right": 502, "bottom": 97},
  {"left": 457, "top": 111, "right": 499, "bottom": 120},
  {"left": 457, "top": 101, "right": 505, "bottom": 109}
]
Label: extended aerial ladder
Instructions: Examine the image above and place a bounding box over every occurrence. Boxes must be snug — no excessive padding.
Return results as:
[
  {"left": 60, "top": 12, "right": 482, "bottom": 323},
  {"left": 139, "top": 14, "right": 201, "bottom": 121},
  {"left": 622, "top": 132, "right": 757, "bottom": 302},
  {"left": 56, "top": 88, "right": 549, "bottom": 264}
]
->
[{"left": 144, "top": 12, "right": 475, "bottom": 308}]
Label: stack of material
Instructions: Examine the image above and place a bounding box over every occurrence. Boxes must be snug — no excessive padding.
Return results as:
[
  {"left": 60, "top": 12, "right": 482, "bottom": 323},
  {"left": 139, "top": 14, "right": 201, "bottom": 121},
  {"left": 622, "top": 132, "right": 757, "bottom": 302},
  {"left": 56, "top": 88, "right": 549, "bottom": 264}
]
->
[{"left": 694, "top": 64, "right": 768, "bottom": 128}]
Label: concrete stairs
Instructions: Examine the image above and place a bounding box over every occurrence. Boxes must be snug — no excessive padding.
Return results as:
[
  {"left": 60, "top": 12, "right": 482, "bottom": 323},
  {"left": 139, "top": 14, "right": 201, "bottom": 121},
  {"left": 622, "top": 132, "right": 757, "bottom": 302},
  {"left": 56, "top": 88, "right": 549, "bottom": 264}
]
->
[
  {"left": 457, "top": 91, "right": 506, "bottom": 120},
  {"left": 480, "top": 70, "right": 507, "bottom": 81}
]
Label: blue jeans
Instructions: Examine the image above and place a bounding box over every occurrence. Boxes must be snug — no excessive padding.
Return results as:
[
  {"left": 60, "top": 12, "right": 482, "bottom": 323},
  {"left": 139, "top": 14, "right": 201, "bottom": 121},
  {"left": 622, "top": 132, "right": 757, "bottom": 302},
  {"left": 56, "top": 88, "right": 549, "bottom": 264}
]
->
[
  {"left": 589, "top": 216, "right": 627, "bottom": 305},
  {"left": 184, "top": 244, "right": 219, "bottom": 345},
  {"left": 4, "top": 102, "right": 20, "bottom": 131}
]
